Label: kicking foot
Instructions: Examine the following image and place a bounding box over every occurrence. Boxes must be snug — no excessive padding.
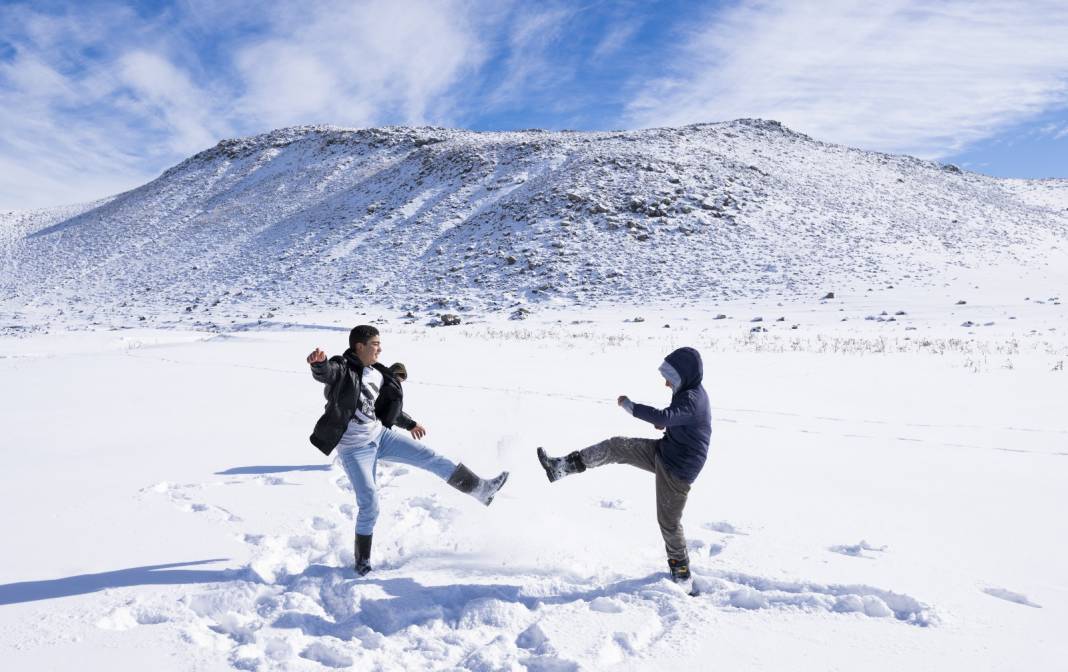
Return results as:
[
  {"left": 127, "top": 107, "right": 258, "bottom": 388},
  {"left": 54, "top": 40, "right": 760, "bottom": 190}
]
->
[
  {"left": 448, "top": 464, "right": 509, "bottom": 505},
  {"left": 537, "top": 447, "right": 586, "bottom": 483},
  {"left": 473, "top": 471, "right": 509, "bottom": 506}
]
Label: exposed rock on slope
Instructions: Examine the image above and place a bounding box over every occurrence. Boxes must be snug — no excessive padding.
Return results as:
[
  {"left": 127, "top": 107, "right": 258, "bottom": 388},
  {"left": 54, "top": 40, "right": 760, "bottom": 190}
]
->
[{"left": 2, "top": 120, "right": 1067, "bottom": 318}]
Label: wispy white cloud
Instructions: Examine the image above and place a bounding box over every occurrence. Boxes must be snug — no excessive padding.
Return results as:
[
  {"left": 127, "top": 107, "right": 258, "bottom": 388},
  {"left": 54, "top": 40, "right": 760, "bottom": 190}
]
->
[
  {"left": 1038, "top": 122, "right": 1068, "bottom": 140},
  {"left": 0, "top": 0, "right": 496, "bottom": 210},
  {"left": 0, "top": 3, "right": 233, "bottom": 209},
  {"left": 482, "top": 4, "right": 575, "bottom": 111},
  {"left": 233, "top": 0, "right": 491, "bottom": 129},
  {"left": 117, "top": 50, "right": 228, "bottom": 154},
  {"left": 624, "top": 0, "right": 1068, "bottom": 159},
  {"left": 590, "top": 21, "right": 639, "bottom": 62},
  {"left": 2, "top": 27, "right": 126, "bottom": 207}
]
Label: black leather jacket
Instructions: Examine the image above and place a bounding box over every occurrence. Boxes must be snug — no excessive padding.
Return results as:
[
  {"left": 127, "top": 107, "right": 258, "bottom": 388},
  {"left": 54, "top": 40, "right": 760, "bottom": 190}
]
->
[{"left": 308, "top": 350, "right": 416, "bottom": 455}]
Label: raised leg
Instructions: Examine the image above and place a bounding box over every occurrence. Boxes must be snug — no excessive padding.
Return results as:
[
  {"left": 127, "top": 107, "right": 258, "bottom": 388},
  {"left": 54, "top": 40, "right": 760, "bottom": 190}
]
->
[
  {"left": 376, "top": 427, "right": 457, "bottom": 480},
  {"left": 377, "top": 428, "right": 507, "bottom": 505},
  {"left": 580, "top": 436, "right": 659, "bottom": 473}
]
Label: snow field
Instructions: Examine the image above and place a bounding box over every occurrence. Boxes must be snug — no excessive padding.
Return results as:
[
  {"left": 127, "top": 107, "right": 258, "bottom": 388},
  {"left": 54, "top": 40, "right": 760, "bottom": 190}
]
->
[{"left": 0, "top": 299, "right": 1065, "bottom": 670}]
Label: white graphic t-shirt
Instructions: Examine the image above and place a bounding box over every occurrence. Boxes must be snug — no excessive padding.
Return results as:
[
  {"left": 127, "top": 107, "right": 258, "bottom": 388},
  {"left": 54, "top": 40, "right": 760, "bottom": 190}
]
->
[{"left": 337, "top": 366, "right": 385, "bottom": 448}]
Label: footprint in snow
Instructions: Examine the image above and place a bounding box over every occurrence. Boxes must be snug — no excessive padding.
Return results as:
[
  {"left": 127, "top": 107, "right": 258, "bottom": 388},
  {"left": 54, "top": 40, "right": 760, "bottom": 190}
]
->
[
  {"left": 829, "top": 540, "right": 887, "bottom": 559},
  {"left": 688, "top": 538, "right": 724, "bottom": 557},
  {"left": 95, "top": 603, "right": 174, "bottom": 631},
  {"left": 983, "top": 587, "right": 1041, "bottom": 608},
  {"left": 589, "top": 596, "right": 625, "bottom": 613},
  {"left": 405, "top": 495, "right": 458, "bottom": 522},
  {"left": 702, "top": 521, "right": 745, "bottom": 535},
  {"left": 706, "top": 570, "right": 934, "bottom": 625},
  {"left": 331, "top": 474, "right": 353, "bottom": 493},
  {"left": 143, "top": 481, "right": 242, "bottom": 523},
  {"left": 310, "top": 516, "right": 337, "bottom": 531},
  {"left": 299, "top": 642, "right": 353, "bottom": 669},
  {"left": 253, "top": 475, "right": 293, "bottom": 486},
  {"left": 376, "top": 465, "right": 410, "bottom": 488}
]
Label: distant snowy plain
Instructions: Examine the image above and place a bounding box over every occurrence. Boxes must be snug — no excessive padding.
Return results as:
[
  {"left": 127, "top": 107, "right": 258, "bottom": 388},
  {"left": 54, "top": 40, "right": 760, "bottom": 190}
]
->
[
  {"left": 2, "top": 282, "right": 1066, "bottom": 670},
  {"left": 1, "top": 120, "right": 1066, "bottom": 670}
]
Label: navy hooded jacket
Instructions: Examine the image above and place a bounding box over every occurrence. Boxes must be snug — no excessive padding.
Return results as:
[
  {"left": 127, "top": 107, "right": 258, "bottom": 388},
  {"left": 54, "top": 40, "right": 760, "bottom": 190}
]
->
[{"left": 631, "top": 347, "right": 711, "bottom": 483}]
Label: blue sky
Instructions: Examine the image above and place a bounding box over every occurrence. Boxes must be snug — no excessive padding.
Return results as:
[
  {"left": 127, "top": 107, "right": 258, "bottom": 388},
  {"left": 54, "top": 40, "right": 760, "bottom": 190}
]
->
[{"left": 2, "top": 0, "right": 1068, "bottom": 210}]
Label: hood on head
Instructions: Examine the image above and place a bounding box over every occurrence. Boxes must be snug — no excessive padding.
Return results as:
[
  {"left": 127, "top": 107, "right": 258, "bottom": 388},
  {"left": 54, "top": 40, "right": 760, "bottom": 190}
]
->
[
  {"left": 659, "top": 360, "right": 682, "bottom": 390},
  {"left": 663, "top": 347, "right": 703, "bottom": 390}
]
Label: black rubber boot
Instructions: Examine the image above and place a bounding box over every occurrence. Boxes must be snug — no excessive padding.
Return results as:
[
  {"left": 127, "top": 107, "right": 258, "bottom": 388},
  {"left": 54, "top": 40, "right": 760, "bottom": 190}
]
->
[
  {"left": 536, "top": 447, "right": 586, "bottom": 483},
  {"left": 447, "top": 463, "right": 509, "bottom": 506},
  {"left": 668, "top": 557, "right": 697, "bottom": 596},
  {"left": 668, "top": 557, "right": 691, "bottom": 582},
  {"left": 355, "top": 533, "right": 373, "bottom": 576}
]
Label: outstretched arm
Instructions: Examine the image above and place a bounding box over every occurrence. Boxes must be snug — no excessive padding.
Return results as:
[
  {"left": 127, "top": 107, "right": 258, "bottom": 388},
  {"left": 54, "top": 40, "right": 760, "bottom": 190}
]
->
[
  {"left": 620, "top": 392, "right": 696, "bottom": 428},
  {"left": 307, "top": 348, "right": 341, "bottom": 385}
]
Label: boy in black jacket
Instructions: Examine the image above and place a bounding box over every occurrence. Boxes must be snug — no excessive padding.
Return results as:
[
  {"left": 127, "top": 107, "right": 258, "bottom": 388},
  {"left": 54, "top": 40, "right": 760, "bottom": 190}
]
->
[{"left": 308, "top": 326, "right": 508, "bottom": 576}]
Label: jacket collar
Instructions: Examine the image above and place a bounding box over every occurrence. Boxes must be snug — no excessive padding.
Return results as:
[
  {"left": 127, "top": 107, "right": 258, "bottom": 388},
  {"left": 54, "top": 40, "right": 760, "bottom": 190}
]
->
[
  {"left": 343, "top": 350, "right": 395, "bottom": 381},
  {"left": 343, "top": 349, "right": 366, "bottom": 370}
]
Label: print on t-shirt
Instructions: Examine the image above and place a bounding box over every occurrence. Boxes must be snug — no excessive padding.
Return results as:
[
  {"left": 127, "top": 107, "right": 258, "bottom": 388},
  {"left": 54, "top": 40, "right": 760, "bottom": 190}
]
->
[{"left": 354, "top": 380, "right": 379, "bottom": 424}]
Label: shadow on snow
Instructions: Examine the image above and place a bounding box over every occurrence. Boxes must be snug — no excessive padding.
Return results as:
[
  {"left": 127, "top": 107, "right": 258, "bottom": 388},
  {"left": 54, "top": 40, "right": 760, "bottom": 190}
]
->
[
  {"left": 0, "top": 559, "right": 242, "bottom": 605},
  {"left": 216, "top": 464, "right": 332, "bottom": 476}
]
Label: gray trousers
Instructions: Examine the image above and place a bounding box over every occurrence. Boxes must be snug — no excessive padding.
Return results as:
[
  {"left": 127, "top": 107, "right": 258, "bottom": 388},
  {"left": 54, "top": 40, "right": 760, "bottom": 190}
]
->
[{"left": 580, "top": 436, "right": 691, "bottom": 562}]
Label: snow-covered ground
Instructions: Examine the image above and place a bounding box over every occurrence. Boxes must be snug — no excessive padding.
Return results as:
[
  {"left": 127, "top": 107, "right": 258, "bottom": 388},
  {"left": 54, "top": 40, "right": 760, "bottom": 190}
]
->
[
  {"left": 2, "top": 119, "right": 1066, "bottom": 669},
  {"left": 2, "top": 284, "right": 1065, "bottom": 670}
]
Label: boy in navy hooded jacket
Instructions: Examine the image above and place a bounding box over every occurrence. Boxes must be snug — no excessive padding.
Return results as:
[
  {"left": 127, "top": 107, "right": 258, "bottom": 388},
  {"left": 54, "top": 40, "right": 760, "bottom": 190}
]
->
[{"left": 538, "top": 347, "right": 711, "bottom": 587}]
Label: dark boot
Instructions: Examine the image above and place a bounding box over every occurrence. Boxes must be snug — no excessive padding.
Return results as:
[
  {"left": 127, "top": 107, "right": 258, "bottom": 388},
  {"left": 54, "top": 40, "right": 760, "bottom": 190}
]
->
[
  {"left": 668, "top": 557, "right": 691, "bottom": 583},
  {"left": 447, "top": 463, "right": 509, "bottom": 506},
  {"left": 355, "top": 533, "right": 373, "bottom": 576},
  {"left": 536, "top": 447, "right": 586, "bottom": 483}
]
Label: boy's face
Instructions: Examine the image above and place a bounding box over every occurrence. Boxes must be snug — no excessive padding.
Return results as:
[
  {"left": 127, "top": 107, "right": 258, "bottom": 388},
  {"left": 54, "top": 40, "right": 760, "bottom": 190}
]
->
[{"left": 355, "top": 336, "right": 382, "bottom": 366}]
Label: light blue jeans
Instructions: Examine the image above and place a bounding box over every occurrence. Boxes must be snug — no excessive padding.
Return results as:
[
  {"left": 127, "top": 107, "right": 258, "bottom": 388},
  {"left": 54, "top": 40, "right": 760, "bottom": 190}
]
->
[{"left": 337, "top": 427, "right": 457, "bottom": 535}]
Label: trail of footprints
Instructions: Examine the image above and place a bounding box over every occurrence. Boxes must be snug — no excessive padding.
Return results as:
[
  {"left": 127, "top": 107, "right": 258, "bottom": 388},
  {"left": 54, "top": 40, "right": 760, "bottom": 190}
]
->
[
  {"left": 143, "top": 481, "right": 244, "bottom": 523},
  {"left": 133, "top": 464, "right": 938, "bottom": 670}
]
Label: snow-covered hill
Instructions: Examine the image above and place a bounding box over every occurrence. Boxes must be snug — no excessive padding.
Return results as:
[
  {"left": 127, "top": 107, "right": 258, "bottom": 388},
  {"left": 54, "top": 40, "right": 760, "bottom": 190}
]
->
[{"left": 3, "top": 120, "right": 1067, "bottom": 326}]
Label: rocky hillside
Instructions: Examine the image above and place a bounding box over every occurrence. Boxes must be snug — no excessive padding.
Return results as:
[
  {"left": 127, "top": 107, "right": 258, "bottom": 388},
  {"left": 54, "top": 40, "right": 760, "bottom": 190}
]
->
[{"left": 2, "top": 120, "right": 1067, "bottom": 321}]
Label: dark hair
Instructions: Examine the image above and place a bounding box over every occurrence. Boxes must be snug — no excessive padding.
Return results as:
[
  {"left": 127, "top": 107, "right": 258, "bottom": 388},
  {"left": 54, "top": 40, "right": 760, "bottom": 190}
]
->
[{"left": 349, "top": 325, "right": 379, "bottom": 349}]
